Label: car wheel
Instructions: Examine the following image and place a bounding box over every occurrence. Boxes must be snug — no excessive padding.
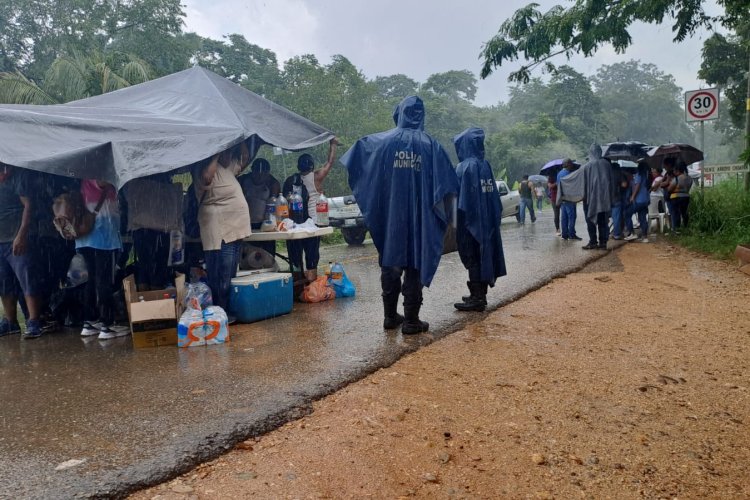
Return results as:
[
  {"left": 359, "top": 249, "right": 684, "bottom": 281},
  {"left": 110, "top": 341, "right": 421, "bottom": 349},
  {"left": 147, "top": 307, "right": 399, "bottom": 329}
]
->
[{"left": 342, "top": 227, "right": 367, "bottom": 246}]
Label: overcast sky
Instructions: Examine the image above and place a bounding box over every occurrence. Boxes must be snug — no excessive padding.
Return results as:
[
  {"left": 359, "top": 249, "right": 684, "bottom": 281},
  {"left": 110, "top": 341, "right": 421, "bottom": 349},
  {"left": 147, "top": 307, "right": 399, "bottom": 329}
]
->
[{"left": 181, "top": 0, "right": 723, "bottom": 107}]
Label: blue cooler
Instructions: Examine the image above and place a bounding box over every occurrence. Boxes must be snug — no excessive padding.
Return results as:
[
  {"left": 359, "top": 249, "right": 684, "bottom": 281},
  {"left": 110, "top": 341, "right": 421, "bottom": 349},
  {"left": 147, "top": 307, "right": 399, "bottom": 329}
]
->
[{"left": 229, "top": 272, "right": 293, "bottom": 323}]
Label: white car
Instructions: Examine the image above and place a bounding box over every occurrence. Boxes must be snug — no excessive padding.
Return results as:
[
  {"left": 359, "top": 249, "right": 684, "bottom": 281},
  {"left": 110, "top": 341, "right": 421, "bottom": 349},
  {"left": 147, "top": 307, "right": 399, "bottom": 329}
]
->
[
  {"left": 328, "top": 195, "right": 368, "bottom": 245},
  {"left": 329, "top": 180, "right": 520, "bottom": 246},
  {"left": 496, "top": 180, "right": 520, "bottom": 219}
]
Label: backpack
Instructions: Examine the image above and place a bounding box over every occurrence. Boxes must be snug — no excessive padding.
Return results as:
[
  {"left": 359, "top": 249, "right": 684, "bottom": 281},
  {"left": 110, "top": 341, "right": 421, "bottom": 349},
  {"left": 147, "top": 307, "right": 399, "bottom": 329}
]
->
[{"left": 52, "top": 189, "right": 106, "bottom": 241}]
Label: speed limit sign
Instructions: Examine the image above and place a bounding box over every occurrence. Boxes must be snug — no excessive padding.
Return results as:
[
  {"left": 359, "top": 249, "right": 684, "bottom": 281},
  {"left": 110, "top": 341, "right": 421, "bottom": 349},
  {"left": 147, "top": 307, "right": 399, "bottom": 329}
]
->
[{"left": 685, "top": 88, "right": 719, "bottom": 122}]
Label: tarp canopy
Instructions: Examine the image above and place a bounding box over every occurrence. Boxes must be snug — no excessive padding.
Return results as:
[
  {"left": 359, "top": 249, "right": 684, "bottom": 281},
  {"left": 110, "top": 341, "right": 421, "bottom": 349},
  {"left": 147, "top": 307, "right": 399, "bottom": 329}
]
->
[{"left": 0, "top": 66, "right": 334, "bottom": 189}]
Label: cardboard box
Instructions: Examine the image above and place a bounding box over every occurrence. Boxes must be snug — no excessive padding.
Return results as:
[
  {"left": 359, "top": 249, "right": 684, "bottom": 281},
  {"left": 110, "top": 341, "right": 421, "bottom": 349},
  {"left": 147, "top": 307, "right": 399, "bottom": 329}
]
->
[{"left": 123, "top": 273, "right": 186, "bottom": 348}]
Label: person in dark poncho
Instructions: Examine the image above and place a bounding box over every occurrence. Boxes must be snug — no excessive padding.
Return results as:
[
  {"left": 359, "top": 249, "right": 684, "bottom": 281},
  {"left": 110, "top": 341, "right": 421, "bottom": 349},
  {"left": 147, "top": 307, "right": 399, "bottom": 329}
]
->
[
  {"left": 452, "top": 128, "right": 506, "bottom": 312},
  {"left": 341, "top": 96, "right": 459, "bottom": 334}
]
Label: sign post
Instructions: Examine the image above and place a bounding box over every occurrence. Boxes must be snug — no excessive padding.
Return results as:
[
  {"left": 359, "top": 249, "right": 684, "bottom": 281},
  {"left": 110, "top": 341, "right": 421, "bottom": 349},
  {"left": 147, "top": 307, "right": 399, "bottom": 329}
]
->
[{"left": 685, "top": 88, "right": 720, "bottom": 192}]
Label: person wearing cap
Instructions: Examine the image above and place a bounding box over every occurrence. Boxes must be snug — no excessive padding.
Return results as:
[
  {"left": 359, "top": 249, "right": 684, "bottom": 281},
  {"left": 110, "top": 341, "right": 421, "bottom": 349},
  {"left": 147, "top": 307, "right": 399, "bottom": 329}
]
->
[
  {"left": 282, "top": 138, "right": 338, "bottom": 283},
  {"left": 239, "top": 158, "right": 280, "bottom": 256}
]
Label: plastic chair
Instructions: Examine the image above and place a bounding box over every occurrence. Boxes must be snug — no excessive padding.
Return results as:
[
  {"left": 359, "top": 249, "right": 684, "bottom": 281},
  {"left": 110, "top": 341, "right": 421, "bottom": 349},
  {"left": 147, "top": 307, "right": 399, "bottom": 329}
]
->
[{"left": 648, "top": 193, "right": 668, "bottom": 233}]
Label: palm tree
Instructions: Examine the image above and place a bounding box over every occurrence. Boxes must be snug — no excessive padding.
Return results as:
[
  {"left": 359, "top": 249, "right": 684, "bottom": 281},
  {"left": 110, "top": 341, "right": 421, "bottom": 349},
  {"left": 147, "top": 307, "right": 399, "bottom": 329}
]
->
[{"left": 0, "top": 50, "right": 151, "bottom": 105}]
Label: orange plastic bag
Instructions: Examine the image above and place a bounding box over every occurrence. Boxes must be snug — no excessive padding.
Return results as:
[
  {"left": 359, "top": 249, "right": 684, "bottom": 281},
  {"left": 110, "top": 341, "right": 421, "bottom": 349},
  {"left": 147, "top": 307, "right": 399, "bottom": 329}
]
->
[{"left": 300, "top": 276, "right": 336, "bottom": 303}]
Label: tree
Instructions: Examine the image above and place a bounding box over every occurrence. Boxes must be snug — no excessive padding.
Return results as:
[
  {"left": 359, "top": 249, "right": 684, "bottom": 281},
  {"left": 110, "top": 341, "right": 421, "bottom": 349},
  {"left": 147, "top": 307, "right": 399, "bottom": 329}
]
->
[
  {"left": 698, "top": 30, "right": 749, "bottom": 132},
  {"left": 374, "top": 74, "right": 419, "bottom": 100},
  {"left": 478, "top": 0, "right": 735, "bottom": 83},
  {"left": 192, "top": 34, "right": 281, "bottom": 97},
  {"left": 422, "top": 70, "right": 478, "bottom": 102},
  {"left": 0, "top": 0, "right": 185, "bottom": 75},
  {"left": 0, "top": 50, "right": 150, "bottom": 104},
  {"left": 591, "top": 60, "right": 693, "bottom": 144}
]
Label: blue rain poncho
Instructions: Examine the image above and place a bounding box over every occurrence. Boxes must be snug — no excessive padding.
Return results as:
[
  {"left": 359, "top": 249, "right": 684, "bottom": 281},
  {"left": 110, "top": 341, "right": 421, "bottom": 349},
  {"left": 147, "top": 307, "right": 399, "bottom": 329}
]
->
[
  {"left": 454, "top": 128, "right": 506, "bottom": 285},
  {"left": 341, "top": 96, "right": 459, "bottom": 286}
]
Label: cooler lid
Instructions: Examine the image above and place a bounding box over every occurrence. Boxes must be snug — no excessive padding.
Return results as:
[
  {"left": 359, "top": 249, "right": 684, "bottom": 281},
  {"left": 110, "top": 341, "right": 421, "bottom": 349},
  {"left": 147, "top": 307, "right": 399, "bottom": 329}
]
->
[{"left": 231, "top": 272, "right": 292, "bottom": 286}]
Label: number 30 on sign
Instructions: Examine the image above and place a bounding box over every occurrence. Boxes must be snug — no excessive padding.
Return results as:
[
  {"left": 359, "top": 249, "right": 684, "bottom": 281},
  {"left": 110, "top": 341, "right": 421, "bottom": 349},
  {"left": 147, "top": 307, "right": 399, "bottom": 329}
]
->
[{"left": 685, "top": 88, "right": 719, "bottom": 122}]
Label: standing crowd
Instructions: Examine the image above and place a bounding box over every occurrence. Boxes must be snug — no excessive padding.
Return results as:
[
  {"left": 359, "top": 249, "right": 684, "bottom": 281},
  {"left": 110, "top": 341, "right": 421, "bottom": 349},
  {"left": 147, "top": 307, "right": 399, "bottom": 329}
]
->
[{"left": 0, "top": 137, "right": 338, "bottom": 340}]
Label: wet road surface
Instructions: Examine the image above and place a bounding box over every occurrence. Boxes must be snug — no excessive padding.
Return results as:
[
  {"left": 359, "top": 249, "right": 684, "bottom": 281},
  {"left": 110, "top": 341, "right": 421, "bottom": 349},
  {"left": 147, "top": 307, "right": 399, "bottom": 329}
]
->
[{"left": 0, "top": 208, "right": 619, "bottom": 498}]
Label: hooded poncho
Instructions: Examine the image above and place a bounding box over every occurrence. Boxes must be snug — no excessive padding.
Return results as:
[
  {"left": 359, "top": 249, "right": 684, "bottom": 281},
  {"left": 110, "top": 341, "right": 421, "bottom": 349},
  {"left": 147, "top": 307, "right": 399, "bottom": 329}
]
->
[
  {"left": 582, "top": 144, "right": 613, "bottom": 222},
  {"left": 454, "top": 128, "right": 506, "bottom": 286},
  {"left": 341, "top": 96, "right": 459, "bottom": 286}
]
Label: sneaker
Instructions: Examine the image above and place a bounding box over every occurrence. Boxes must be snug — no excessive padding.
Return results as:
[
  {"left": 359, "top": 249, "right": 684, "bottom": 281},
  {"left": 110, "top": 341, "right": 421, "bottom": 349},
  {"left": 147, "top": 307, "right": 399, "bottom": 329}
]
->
[
  {"left": 640, "top": 238, "right": 650, "bottom": 243},
  {"left": 0, "top": 318, "right": 22, "bottom": 337},
  {"left": 612, "top": 236, "right": 623, "bottom": 241},
  {"left": 41, "top": 319, "right": 60, "bottom": 334},
  {"left": 81, "top": 321, "right": 103, "bottom": 337},
  {"left": 624, "top": 234, "right": 638, "bottom": 242},
  {"left": 570, "top": 235, "right": 583, "bottom": 241},
  {"left": 22, "top": 319, "right": 43, "bottom": 339},
  {"left": 582, "top": 242, "right": 598, "bottom": 250},
  {"left": 555, "top": 230, "right": 562, "bottom": 236},
  {"left": 97, "top": 324, "right": 130, "bottom": 340}
]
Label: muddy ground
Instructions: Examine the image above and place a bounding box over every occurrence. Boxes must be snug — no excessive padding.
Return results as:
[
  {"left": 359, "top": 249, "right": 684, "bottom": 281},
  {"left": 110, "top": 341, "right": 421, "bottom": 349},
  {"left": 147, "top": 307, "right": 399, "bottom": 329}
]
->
[{"left": 133, "top": 241, "right": 750, "bottom": 499}]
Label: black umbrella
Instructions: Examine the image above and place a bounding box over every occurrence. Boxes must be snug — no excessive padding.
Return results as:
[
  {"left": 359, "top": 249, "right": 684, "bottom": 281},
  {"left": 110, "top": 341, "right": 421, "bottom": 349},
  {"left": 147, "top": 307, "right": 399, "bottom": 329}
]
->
[
  {"left": 646, "top": 143, "right": 704, "bottom": 168},
  {"left": 601, "top": 141, "right": 651, "bottom": 162},
  {"left": 540, "top": 158, "right": 580, "bottom": 177}
]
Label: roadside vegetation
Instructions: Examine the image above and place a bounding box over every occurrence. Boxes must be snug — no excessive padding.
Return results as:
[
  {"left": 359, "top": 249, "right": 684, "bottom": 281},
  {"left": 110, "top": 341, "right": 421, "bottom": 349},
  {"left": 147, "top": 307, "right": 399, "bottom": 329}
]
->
[{"left": 677, "top": 181, "right": 750, "bottom": 258}]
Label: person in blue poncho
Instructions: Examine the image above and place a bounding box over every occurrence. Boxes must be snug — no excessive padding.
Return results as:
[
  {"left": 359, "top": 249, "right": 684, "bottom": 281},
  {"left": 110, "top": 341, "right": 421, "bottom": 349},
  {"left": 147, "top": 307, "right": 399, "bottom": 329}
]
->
[
  {"left": 341, "top": 96, "right": 459, "bottom": 334},
  {"left": 452, "top": 128, "right": 506, "bottom": 312}
]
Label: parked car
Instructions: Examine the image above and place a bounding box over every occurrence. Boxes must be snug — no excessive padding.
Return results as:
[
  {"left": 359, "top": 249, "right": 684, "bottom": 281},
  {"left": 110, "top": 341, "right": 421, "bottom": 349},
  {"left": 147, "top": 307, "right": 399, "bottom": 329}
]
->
[
  {"left": 330, "top": 180, "right": 520, "bottom": 247},
  {"left": 328, "top": 195, "right": 368, "bottom": 245},
  {"left": 496, "top": 180, "right": 520, "bottom": 219}
]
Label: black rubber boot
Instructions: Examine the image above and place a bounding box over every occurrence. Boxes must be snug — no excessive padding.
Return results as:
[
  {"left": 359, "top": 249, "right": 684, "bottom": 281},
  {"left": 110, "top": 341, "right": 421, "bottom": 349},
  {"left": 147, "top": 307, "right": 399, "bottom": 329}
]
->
[
  {"left": 382, "top": 295, "right": 403, "bottom": 330},
  {"left": 402, "top": 304, "right": 429, "bottom": 335},
  {"left": 454, "top": 282, "right": 487, "bottom": 312}
]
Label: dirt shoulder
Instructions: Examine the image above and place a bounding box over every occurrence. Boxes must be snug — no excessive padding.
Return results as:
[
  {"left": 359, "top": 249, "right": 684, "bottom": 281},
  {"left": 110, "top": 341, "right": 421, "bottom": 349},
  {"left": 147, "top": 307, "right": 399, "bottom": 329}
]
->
[{"left": 134, "top": 242, "right": 750, "bottom": 499}]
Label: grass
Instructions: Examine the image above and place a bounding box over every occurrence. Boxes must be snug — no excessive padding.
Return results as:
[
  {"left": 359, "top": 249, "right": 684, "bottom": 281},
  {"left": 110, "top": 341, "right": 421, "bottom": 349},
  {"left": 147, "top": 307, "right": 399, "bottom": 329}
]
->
[{"left": 675, "top": 181, "right": 750, "bottom": 259}]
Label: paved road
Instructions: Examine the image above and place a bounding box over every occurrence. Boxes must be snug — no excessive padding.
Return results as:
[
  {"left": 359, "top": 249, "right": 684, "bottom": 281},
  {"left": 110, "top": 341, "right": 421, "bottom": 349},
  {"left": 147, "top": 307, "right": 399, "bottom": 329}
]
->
[{"left": 0, "top": 208, "right": 613, "bottom": 498}]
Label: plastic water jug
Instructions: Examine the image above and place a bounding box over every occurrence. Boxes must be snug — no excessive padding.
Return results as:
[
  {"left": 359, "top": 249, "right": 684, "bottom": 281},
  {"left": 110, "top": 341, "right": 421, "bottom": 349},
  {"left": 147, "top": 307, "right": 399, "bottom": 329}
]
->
[
  {"left": 262, "top": 196, "right": 277, "bottom": 231},
  {"left": 316, "top": 193, "right": 329, "bottom": 227}
]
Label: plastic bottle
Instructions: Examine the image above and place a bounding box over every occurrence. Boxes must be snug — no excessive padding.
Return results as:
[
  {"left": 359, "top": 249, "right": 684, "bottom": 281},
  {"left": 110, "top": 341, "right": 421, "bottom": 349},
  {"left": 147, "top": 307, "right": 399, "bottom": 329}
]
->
[
  {"left": 324, "top": 261, "right": 333, "bottom": 278},
  {"left": 289, "top": 186, "right": 304, "bottom": 222},
  {"left": 275, "top": 192, "right": 289, "bottom": 220},
  {"left": 316, "top": 192, "right": 329, "bottom": 227},
  {"left": 262, "top": 195, "right": 277, "bottom": 231},
  {"left": 330, "top": 262, "right": 344, "bottom": 285},
  {"left": 168, "top": 229, "right": 184, "bottom": 266}
]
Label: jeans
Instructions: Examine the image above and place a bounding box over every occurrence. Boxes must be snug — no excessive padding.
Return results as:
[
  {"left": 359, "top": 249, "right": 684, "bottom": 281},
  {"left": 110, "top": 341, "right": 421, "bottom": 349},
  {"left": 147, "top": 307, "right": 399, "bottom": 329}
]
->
[
  {"left": 380, "top": 266, "right": 422, "bottom": 308},
  {"left": 671, "top": 197, "right": 690, "bottom": 229},
  {"left": 536, "top": 197, "right": 543, "bottom": 211},
  {"left": 519, "top": 197, "right": 536, "bottom": 224},
  {"left": 560, "top": 202, "right": 577, "bottom": 238},
  {"left": 626, "top": 202, "right": 649, "bottom": 238},
  {"left": 611, "top": 203, "right": 623, "bottom": 238},
  {"left": 78, "top": 247, "right": 117, "bottom": 325},
  {"left": 204, "top": 240, "right": 241, "bottom": 311}
]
